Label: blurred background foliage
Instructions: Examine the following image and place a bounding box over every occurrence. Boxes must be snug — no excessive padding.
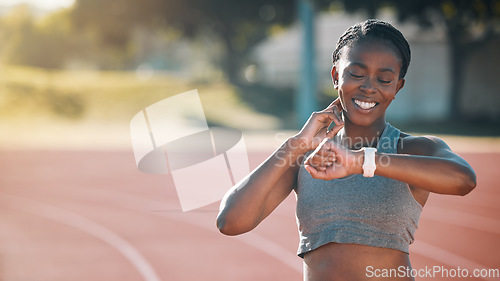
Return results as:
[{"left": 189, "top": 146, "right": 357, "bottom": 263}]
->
[{"left": 0, "top": 0, "right": 499, "bottom": 148}]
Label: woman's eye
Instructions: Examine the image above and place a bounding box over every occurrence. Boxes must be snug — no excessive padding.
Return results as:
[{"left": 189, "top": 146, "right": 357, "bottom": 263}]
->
[{"left": 349, "top": 72, "right": 363, "bottom": 79}]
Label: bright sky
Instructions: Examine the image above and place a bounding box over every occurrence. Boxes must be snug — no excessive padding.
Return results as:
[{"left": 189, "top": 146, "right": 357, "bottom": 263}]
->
[{"left": 0, "top": 0, "right": 75, "bottom": 10}]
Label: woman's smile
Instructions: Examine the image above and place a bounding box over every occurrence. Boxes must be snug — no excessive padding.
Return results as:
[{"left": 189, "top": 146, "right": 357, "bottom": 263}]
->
[{"left": 353, "top": 98, "right": 378, "bottom": 111}]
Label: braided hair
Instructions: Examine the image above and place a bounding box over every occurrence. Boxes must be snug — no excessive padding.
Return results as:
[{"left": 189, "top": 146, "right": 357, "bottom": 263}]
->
[{"left": 332, "top": 19, "right": 411, "bottom": 78}]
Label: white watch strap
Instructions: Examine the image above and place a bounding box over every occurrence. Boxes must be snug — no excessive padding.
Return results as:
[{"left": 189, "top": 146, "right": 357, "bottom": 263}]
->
[{"left": 362, "top": 147, "right": 377, "bottom": 177}]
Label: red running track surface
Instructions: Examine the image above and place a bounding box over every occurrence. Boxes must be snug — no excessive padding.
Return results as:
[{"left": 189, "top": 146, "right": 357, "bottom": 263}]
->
[{"left": 0, "top": 150, "right": 498, "bottom": 281}]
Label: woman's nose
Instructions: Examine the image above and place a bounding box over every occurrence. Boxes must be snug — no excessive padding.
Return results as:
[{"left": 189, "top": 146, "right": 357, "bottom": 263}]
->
[{"left": 359, "top": 78, "right": 376, "bottom": 94}]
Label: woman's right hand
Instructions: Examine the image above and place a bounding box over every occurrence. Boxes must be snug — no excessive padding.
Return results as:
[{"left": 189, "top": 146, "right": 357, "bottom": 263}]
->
[
  {"left": 294, "top": 98, "right": 344, "bottom": 152},
  {"left": 217, "top": 99, "right": 343, "bottom": 235}
]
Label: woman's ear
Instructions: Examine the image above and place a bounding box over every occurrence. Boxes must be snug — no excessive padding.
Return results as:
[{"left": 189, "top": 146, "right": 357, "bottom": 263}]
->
[
  {"left": 331, "top": 66, "right": 339, "bottom": 89},
  {"left": 395, "top": 78, "right": 405, "bottom": 95}
]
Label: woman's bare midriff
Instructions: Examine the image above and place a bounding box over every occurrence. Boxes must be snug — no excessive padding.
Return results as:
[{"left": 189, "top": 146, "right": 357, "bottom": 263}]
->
[{"left": 303, "top": 242, "right": 415, "bottom": 281}]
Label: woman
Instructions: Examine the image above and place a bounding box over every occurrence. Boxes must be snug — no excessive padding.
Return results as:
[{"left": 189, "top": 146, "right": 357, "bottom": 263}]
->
[{"left": 216, "top": 19, "right": 476, "bottom": 281}]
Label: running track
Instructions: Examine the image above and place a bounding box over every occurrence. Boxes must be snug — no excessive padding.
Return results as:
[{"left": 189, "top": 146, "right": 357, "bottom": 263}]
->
[{"left": 0, "top": 145, "right": 498, "bottom": 280}]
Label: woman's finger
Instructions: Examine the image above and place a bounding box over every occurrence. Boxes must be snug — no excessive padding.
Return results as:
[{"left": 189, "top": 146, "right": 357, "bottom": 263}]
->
[
  {"left": 315, "top": 110, "right": 342, "bottom": 132},
  {"left": 314, "top": 111, "right": 336, "bottom": 123},
  {"left": 309, "top": 154, "right": 334, "bottom": 167},
  {"left": 316, "top": 151, "right": 336, "bottom": 165},
  {"left": 332, "top": 105, "right": 342, "bottom": 124},
  {"left": 326, "top": 122, "right": 343, "bottom": 139},
  {"left": 307, "top": 98, "right": 342, "bottom": 131},
  {"left": 325, "top": 97, "right": 341, "bottom": 110},
  {"left": 305, "top": 165, "right": 328, "bottom": 180},
  {"left": 306, "top": 142, "right": 337, "bottom": 166},
  {"left": 318, "top": 100, "right": 343, "bottom": 134}
]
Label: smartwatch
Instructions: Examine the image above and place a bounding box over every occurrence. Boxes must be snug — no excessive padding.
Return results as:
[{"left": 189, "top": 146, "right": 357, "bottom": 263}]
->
[{"left": 362, "top": 147, "right": 377, "bottom": 177}]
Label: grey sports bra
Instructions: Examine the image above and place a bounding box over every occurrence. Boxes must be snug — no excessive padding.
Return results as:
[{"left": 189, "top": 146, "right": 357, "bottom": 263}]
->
[{"left": 295, "top": 122, "right": 422, "bottom": 258}]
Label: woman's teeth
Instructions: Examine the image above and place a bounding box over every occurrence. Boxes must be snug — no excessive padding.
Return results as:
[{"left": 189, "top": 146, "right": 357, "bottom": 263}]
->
[{"left": 354, "top": 99, "right": 377, "bottom": 110}]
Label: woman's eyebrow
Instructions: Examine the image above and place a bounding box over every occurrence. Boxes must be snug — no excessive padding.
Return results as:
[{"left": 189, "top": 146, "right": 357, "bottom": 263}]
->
[
  {"left": 347, "top": 63, "right": 396, "bottom": 74},
  {"left": 347, "top": 62, "right": 366, "bottom": 69},
  {"left": 379, "top": 68, "right": 396, "bottom": 74}
]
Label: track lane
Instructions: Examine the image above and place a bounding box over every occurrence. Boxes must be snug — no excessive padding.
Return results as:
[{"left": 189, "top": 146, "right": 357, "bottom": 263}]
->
[{"left": 0, "top": 150, "right": 497, "bottom": 280}]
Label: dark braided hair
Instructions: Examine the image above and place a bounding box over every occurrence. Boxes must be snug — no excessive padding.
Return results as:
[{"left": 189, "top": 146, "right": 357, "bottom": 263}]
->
[{"left": 332, "top": 19, "right": 411, "bottom": 78}]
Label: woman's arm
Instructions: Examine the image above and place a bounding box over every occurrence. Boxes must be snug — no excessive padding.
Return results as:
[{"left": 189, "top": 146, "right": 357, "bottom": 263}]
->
[
  {"left": 217, "top": 100, "right": 343, "bottom": 235},
  {"left": 216, "top": 137, "right": 306, "bottom": 235},
  {"left": 374, "top": 136, "right": 476, "bottom": 195},
  {"left": 305, "top": 136, "right": 477, "bottom": 196}
]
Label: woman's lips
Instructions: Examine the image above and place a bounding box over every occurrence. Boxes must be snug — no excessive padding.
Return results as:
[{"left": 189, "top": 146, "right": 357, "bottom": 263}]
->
[{"left": 353, "top": 98, "right": 378, "bottom": 111}]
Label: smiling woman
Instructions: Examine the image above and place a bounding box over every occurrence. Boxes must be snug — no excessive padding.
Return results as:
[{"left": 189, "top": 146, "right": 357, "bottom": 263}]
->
[{"left": 217, "top": 19, "right": 477, "bottom": 281}]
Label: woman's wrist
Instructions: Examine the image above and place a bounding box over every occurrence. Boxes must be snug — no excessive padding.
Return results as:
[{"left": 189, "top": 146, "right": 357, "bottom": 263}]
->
[
  {"left": 271, "top": 136, "right": 310, "bottom": 169},
  {"left": 351, "top": 148, "right": 365, "bottom": 175},
  {"left": 286, "top": 135, "right": 311, "bottom": 156}
]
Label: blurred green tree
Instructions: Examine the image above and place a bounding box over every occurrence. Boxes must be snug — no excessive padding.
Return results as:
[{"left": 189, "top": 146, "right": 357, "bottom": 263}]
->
[
  {"left": 0, "top": 5, "right": 92, "bottom": 69},
  {"left": 71, "top": 0, "right": 296, "bottom": 83},
  {"left": 0, "top": 5, "right": 39, "bottom": 66}
]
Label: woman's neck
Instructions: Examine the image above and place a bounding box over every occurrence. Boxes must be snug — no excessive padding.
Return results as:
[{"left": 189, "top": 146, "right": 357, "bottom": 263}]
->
[{"left": 341, "top": 116, "right": 387, "bottom": 150}]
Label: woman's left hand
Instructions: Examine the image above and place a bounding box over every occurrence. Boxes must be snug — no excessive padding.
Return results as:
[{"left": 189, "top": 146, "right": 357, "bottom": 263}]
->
[{"left": 304, "top": 139, "right": 363, "bottom": 180}]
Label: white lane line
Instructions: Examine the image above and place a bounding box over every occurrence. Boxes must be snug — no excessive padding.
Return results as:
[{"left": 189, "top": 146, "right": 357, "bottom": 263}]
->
[
  {"left": 161, "top": 213, "right": 303, "bottom": 274},
  {"left": 0, "top": 193, "right": 161, "bottom": 281},
  {"left": 412, "top": 240, "right": 498, "bottom": 281},
  {"left": 39, "top": 187, "right": 303, "bottom": 274},
  {"left": 119, "top": 191, "right": 303, "bottom": 273},
  {"left": 422, "top": 205, "right": 500, "bottom": 235}
]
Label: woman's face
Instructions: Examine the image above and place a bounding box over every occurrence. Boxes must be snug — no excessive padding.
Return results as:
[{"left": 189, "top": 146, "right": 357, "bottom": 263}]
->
[{"left": 332, "top": 38, "right": 405, "bottom": 127}]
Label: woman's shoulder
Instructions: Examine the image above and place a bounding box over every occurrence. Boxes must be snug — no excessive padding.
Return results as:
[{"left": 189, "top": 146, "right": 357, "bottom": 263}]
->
[{"left": 397, "top": 131, "right": 452, "bottom": 156}]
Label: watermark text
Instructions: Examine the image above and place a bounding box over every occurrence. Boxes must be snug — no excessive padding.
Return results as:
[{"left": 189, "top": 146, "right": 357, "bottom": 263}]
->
[{"left": 366, "top": 265, "right": 500, "bottom": 279}]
